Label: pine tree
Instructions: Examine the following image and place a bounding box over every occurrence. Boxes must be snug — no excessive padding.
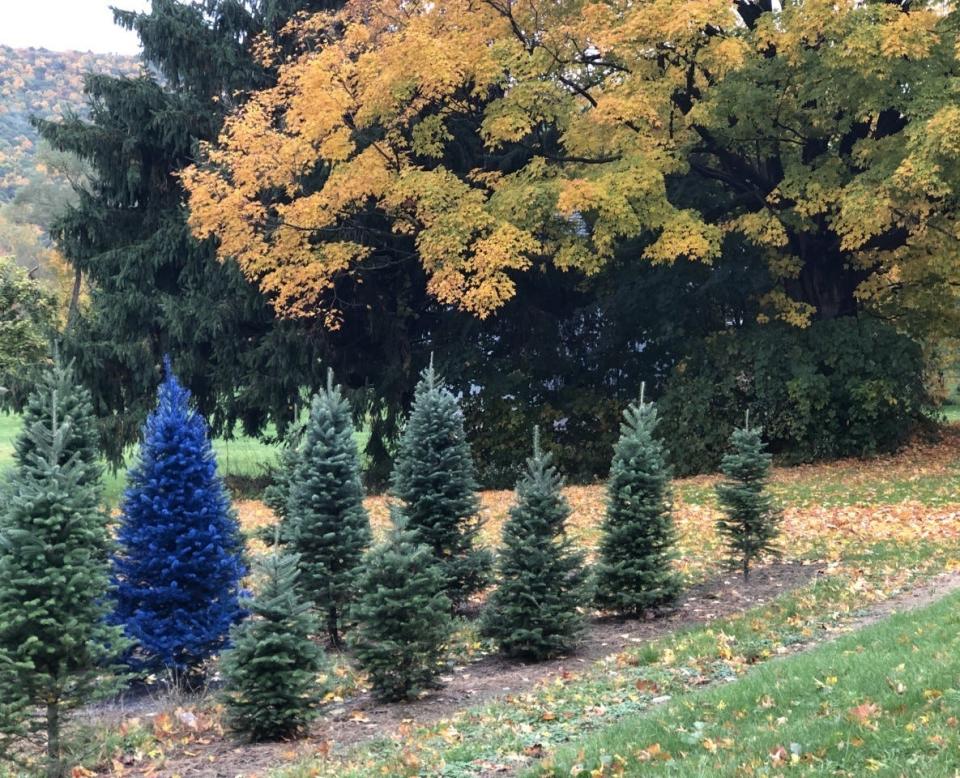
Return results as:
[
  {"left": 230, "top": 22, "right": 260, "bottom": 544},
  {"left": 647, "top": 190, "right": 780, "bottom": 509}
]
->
[
  {"left": 221, "top": 545, "right": 327, "bottom": 742},
  {"left": 349, "top": 513, "right": 453, "bottom": 701},
  {"left": 112, "top": 359, "right": 245, "bottom": 681},
  {"left": 13, "top": 358, "right": 101, "bottom": 491},
  {"left": 36, "top": 0, "right": 434, "bottom": 482},
  {"left": 263, "top": 423, "right": 304, "bottom": 529},
  {"left": 715, "top": 412, "right": 781, "bottom": 580},
  {"left": 0, "top": 362, "right": 125, "bottom": 778},
  {"left": 594, "top": 390, "right": 681, "bottom": 616},
  {"left": 391, "top": 361, "right": 492, "bottom": 605},
  {"left": 285, "top": 370, "right": 371, "bottom": 646},
  {"left": 481, "top": 429, "right": 587, "bottom": 660}
]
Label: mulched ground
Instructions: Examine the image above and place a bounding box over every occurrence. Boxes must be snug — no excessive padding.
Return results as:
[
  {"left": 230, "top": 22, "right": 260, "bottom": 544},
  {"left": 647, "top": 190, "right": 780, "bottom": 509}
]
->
[{"left": 114, "top": 560, "right": 819, "bottom": 777}]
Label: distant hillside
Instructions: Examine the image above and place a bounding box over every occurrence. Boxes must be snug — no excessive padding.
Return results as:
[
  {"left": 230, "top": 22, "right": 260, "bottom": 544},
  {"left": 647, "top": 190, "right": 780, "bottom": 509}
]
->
[{"left": 0, "top": 46, "right": 141, "bottom": 201}]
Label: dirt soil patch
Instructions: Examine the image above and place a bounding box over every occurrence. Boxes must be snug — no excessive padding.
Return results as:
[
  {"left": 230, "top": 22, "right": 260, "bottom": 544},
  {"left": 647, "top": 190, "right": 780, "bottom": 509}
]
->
[{"left": 115, "top": 560, "right": 818, "bottom": 777}]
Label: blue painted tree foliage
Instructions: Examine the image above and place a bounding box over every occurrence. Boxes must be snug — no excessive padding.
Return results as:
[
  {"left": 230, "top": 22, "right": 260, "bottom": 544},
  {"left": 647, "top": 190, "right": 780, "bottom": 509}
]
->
[{"left": 113, "top": 359, "right": 245, "bottom": 676}]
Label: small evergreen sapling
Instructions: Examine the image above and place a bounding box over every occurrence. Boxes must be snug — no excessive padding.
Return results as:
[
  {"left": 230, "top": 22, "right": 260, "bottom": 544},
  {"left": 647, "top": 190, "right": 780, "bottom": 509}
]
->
[
  {"left": 13, "top": 359, "right": 101, "bottom": 492},
  {"left": 221, "top": 543, "right": 327, "bottom": 742},
  {"left": 482, "top": 429, "right": 587, "bottom": 660},
  {"left": 594, "top": 387, "right": 681, "bottom": 615},
  {"left": 0, "top": 361, "right": 126, "bottom": 778},
  {"left": 349, "top": 511, "right": 453, "bottom": 701},
  {"left": 284, "top": 371, "right": 371, "bottom": 646},
  {"left": 112, "top": 359, "right": 245, "bottom": 680},
  {"left": 391, "top": 360, "right": 492, "bottom": 606},
  {"left": 715, "top": 412, "right": 781, "bottom": 579}
]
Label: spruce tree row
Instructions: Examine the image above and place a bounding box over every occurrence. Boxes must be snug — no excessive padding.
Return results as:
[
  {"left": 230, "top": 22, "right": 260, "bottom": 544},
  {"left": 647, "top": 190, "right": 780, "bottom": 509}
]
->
[
  {"left": 0, "top": 356, "right": 781, "bottom": 768},
  {"left": 225, "top": 362, "right": 782, "bottom": 733}
]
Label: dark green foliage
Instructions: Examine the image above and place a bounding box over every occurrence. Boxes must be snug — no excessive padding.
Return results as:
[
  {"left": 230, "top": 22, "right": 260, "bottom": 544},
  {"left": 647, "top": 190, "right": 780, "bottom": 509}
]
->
[
  {"left": 481, "top": 429, "right": 587, "bottom": 660},
  {"left": 284, "top": 372, "right": 371, "bottom": 645},
  {"left": 0, "top": 361, "right": 125, "bottom": 778},
  {"left": 391, "top": 363, "right": 492, "bottom": 605},
  {"left": 593, "top": 396, "right": 681, "bottom": 616},
  {"left": 658, "top": 319, "right": 933, "bottom": 476},
  {"left": 221, "top": 548, "right": 327, "bottom": 742},
  {"left": 35, "top": 0, "right": 338, "bottom": 466},
  {"left": 453, "top": 253, "right": 755, "bottom": 489},
  {"left": 349, "top": 515, "right": 453, "bottom": 701},
  {"left": 715, "top": 417, "right": 781, "bottom": 579}
]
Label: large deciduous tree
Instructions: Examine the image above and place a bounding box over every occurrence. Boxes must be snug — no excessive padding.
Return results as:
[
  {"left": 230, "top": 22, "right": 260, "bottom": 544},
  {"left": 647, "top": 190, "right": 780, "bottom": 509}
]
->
[
  {"left": 0, "top": 258, "right": 56, "bottom": 408},
  {"left": 184, "top": 0, "right": 960, "bottom": 339}
]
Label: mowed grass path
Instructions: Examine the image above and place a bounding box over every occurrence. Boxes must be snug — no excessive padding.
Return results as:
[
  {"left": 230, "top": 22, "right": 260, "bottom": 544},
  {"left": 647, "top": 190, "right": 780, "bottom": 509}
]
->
[{"left": 534, "top": 586, "right": 960, "bottom": 777}]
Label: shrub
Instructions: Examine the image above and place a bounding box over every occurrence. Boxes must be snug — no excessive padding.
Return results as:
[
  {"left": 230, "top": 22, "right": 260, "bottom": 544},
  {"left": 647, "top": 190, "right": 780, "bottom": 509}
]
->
[
  {"left": 715, "top": 416, "right": 781, "bottom": 579},
  {"left": 594, "top": 392, "right": 681, "bottom": 615},
  {"left": 658, "top": 318, "right": 932, "bottom": 475},
  {"left": 391, "top": 361, "right": 492, "bottom": 606},
  {"left": 284, "top": 372, "right": 371, "bottom": 646},
  {"left": 0, "top": 360, "right": 125, "bottom": 778}
]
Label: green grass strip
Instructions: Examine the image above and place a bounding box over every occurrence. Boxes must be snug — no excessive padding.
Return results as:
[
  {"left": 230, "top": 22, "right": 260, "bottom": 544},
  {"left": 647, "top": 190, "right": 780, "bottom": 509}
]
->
[{"left": 533, "top": 587, "right": 960, "bottom": 777}]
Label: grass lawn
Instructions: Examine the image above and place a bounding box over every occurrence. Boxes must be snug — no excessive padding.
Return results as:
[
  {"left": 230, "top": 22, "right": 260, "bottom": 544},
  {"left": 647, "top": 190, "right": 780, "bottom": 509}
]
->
[
  {"left": 0, "top": 413, "right": 18, "bottom": 470},
  {"left": 0, "top": 412, "right": 280, "bottom": 506},
  {"left": 534, "top": 587, "right": 960, "bottom": 777}
]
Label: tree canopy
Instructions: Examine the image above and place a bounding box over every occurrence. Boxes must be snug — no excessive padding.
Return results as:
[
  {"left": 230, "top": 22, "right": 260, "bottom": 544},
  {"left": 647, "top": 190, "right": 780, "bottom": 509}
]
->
[{"left": 184, "top": 0, "right": 960, "bottom": 339}]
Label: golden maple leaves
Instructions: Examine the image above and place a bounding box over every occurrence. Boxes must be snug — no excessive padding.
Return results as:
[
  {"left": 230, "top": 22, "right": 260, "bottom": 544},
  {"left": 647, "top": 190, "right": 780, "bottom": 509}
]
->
[{"left": 183, "top": 0, "right": 960, "bottom": 328}]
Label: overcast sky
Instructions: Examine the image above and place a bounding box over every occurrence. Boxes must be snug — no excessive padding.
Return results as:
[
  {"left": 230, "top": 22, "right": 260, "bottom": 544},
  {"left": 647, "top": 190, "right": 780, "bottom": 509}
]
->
[{"left": 1, "top": 0, "right": 151, "bottom": 54}]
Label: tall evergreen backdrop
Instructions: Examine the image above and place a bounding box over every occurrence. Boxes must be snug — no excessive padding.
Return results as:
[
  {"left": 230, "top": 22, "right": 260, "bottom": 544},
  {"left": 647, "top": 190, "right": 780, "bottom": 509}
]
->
[{"left": 36, "top": 0, "right": 334, "bottom": 463}]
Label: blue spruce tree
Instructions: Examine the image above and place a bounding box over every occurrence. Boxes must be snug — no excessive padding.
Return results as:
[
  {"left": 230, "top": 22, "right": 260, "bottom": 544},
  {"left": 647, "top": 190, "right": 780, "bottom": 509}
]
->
[{"left": 113, "top": 359, "right": 245, "bottom": 682}]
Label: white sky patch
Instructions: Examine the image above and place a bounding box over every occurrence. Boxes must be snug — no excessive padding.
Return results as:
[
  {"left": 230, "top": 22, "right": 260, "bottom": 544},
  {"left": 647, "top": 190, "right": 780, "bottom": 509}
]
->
[{"left": 1, "top": 0, "right": 151, "bottom": 54}]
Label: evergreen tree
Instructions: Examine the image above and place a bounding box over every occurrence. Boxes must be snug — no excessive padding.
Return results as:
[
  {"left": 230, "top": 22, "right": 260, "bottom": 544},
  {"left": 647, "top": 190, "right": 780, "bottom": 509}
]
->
[
  {"left": 34, "top": 0, "right": 337, "bottom": 466},
  {"left": 594, "top": 390, "right": 681, "bottom": 616},
  {"left": 35, "top": 0, "right": 438, "bottom": 482},
  {"left": 221, "top": 545, "right": 326, "bottom": 742},
  {"left": 0, "top": 362, "right": 125, "bottom": 778},
  {"left": 349, "top": 513, "right": 453, "bottom": 701},
  {"left": 13, "top": 359, "right": 101, "bottom": 492},
  {"left": 285, "top": 370, "right": 371, "bottom": 646},
  {"left": 481, "top": 429, "right": 587, "bottom": 660},
  {"left": 715, "top": 413, "right": 781, "bottom": 579},
  {"left": 112, "top": 360, "right": 245, "bottom": 681},
  {"left": 391, "top": 362, "right": 492, "bottom": 605},
  {"left": 263, "top": 421, "right": 304, "bottom": 529}
]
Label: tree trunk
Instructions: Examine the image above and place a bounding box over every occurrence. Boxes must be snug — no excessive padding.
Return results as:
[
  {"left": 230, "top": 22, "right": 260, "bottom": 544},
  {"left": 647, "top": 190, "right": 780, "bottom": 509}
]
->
[
  {"left": 328, "top": 605, "right": 341, "bottom": 650},
  {"left": 783, "top": 234, "right": 865, "bottom": 321},
  {"left": 46, "top": 700, "right": 61, "bottom": 778}
]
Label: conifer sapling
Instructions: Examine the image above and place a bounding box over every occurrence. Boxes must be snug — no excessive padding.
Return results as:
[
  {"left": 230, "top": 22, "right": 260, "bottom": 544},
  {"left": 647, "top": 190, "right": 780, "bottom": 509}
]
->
[
  {"left": 0, "top": 360, "right": 126, "bottom": 778},
  {"left": 715, "top": 411, "right": 781, "bottom": 579},
  {"left": 112, "top": 358, "right": 245, "bottom": 681},
  {"left": 391, "top": 359, "right": 492, "bottom": 606},
  {"left": 594, "top": 385, "right": 681, "bottom": 616},
  {"left": 221, "top": 539, "right": 327, "bottom": 742},
  {"left": 349, "top": 511, "right": 453, "bottom": 701},
  {"left": 482, "top": 428, "right": 587, "bottom": 660},
  {"left": 284, "top": 370, "right": 371, "bottom": 646}
]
